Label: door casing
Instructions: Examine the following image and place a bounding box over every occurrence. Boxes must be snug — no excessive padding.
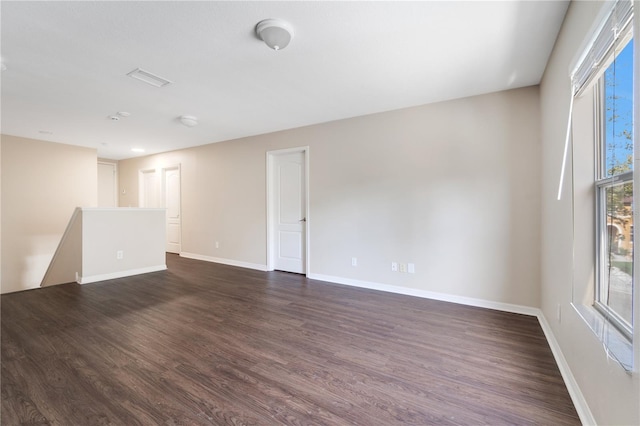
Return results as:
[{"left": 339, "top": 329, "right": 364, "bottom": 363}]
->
[{"left": 266, "top": 147, "right": 310, "bottom": 274}]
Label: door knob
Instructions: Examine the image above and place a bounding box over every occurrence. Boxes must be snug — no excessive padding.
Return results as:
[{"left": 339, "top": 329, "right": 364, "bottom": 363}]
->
[{"left": 299, "top": 217, "right": 306, "bottom": 222}]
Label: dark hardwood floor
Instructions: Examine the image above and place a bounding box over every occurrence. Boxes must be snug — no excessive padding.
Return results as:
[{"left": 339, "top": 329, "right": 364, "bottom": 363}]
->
[{"left": 2, "top": 254, "right": 580, "bottom": 425}]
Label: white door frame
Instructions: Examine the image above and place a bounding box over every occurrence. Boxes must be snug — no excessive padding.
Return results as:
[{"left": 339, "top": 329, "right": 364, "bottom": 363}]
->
[
  {"left": 266, "top": 147, "right": 310, "bottom": 274},
  {"left": 161, "top": 164, "right": 182, "bottom": 254}
]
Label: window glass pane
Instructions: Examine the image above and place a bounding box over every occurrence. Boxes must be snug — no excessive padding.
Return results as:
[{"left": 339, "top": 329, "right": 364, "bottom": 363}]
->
[
  {"left": 604, "top": 39, "right": 634, "bottom": 177},
  {"left": 601, "top": 181, "right": 634, "bottom": 326}
]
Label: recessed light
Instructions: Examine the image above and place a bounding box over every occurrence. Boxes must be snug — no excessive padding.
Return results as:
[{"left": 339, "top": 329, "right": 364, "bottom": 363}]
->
[
  {"left": 127, "top": 68, "right": 172, "bottom": 88},
  {"left": 38, "top": 130, "right": 53, "bottom": 135},
  {"left": 131, "top": 148, "right": 145, "bottom": 153},
  {"left": 117, "top": 111, "right": 131, "bottom": 117}
]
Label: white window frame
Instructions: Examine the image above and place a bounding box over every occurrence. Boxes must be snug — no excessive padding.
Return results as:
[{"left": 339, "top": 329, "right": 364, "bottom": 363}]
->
[
  {"left": 567, "top": 0, "right": 636, "bottom": 372},
  {"left": 593, "top": 37, "right": 635, "bottom": 340}
]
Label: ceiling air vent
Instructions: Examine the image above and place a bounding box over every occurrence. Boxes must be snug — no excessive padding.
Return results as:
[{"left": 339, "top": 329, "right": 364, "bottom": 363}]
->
[{"left": 126, "top": 68, "right": 172, "bottom": 88}]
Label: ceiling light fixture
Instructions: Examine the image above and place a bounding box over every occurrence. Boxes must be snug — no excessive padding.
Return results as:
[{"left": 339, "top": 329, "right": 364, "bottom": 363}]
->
[
  {"left": 108, "top": 111, "right": 130, "bottom": 121},
  {"left": 127, "top": 68, "right": 172, "bottom": 88},
  {"left": 131, "top": 148, "right": 145, "bottom": 153},
  {"left": 179, "top": 115, "right": 198, "bottom": 127},
  {"left": 256, "top": 19, "right": 294, "bottom": 51}
]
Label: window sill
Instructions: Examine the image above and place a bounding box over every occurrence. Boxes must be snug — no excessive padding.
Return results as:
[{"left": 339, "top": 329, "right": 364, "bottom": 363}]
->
[{"left": 572, "top": 303, "right": 633, "bottom": 372}]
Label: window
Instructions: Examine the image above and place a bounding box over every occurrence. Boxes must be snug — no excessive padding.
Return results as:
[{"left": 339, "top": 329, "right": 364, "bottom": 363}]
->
[
  {"left": 568, "top": 0, "right": 635, "bottom": 371},
  {"left": 595, "top": 38, "right": 635, "bottom": 338}
]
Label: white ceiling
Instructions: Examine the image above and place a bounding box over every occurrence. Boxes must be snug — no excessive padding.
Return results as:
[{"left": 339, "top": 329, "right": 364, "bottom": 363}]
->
[{"left": 1, "top": 1, "right": 569, "bottom": 160}]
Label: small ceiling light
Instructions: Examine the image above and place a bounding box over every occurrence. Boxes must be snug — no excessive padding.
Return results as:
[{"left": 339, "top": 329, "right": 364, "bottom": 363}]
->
[
  {"left": 256, "top": 19, "right": 294, "bottom": 51},
  {"left": 131, "top": 148, "right": 145, "bottom": 153},
  {"left": 117, "top": 111, "right": 131, "bottom": 117},
  {"left": 127, "top": 68, "right": 172, "bottom": 88},
  {"left": 109, "top": 115, "right": 120, "bottom": 121},
  {"left": 179, "top": 115, "right": 198, "bottom": 127}
]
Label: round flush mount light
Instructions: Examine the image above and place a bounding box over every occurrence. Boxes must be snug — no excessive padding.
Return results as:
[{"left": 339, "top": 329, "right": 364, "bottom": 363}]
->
[
  {"left": 256, "top": 18, "right": 294, "bottom": 51},
  {"left": 109, "top": 111, "right": 130, "bottom": 121},
  {"left": 179, "top": 115, "right": 198, "bottom": 127}
]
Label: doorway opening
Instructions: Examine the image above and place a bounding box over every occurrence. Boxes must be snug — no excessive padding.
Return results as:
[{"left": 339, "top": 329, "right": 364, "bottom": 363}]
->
[{"left": 139, "top": 166, "right": 181, "bottom": 254}]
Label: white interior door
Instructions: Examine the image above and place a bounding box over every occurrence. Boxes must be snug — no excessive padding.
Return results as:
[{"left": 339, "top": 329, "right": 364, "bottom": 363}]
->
[
  {"left": 97, "top": 162, "right": 117, "bottom": 207},
  {"left": 139, "top": 169, "right": 159, "bottom": 208},
  {"left": 163, "top": 166, "right": 181, "bottom": 254},
  {"left": 272, "top": 151, "right": 306, "bottom": 274}
]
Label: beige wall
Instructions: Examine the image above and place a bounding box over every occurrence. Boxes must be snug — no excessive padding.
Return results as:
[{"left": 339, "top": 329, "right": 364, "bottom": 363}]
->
[
  {"left": 119, "top": 86, "right": 541, "bottom": 307},
  {"left": 540, "top": 1, "right": 640, "bottom": 424},
  {"left": 1, "top": 135, "right": 97, "bottom": 293},
  {"left": 81, "top": 208, "right": 166, "bottom": 281}
]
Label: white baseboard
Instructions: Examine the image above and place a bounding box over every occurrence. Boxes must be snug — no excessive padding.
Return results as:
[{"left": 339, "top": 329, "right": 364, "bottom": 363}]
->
[
  {"left": 536, "top": 313, "right": 596, "bottom": 426},
  {"left": 180, "top": 252, "right": 268, "bottom": 272},
  {"left": 307, "top": 273, "right": 539, "bottom": 316},
  {"left": 78, "top": 264, "right": 167, "bottom": 284}
]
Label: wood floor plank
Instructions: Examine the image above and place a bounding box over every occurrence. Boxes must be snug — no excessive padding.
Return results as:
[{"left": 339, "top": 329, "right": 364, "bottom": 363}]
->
[{"left": 2, "top": 254, "right": 580, "bottom": 425}]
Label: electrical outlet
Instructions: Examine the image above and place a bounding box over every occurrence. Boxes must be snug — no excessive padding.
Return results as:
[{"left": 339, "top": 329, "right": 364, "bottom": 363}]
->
[
  {"left": 408, "top": 263, "right": 415, "bottom": 274},
  {"left": 215, "top": 241, "right": 219, "bottom": 249},
  {"left": 391, "top": 262, "right": 398, "bottom": 272},
  {"left": 557, "top": 304, "right": 562, "bottom": 323},
  {"left": 399, "top": 263, "right": 407, "bottom": 273},
  {"left": 116, "top": 250, "right": 124, "bottom": 260},
  {"left": 351, "top": 257, "right": 357, "bottom": 267}
]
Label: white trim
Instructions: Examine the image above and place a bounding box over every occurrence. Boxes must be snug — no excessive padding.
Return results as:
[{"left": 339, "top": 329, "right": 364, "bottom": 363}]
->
[
  {"left": 266, "top": 154, "right": 273, "bottom": 270},
  {"left": 79, "top": 207, "right": 166, "bottom": 212},
  {"left": 180, "top": 252, "right": 268, "bottom": 272},
  {"left": 266, "top": 146, "right": 310, "bottom": 274},
  {"left": 306, "top": 273, "right": 539, "bottom": 316},
  {"left": 537, "top": 313, "right": 597, "bottom": 426},
  {"left": 78, "top": 264, "right": 167, "bottom": 284},
  {"left": 633, "top": 0, "right": 640, "bottom": 372}
]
